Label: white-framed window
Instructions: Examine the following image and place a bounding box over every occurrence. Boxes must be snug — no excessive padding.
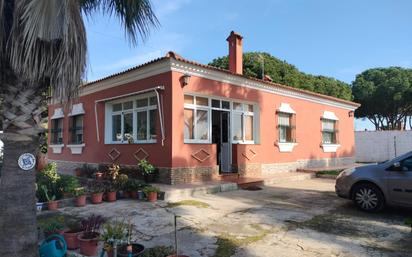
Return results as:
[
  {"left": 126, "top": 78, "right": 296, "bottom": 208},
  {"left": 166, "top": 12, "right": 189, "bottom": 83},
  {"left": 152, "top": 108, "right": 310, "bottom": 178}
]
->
[
  {"left": 69, "top": 115, "right": 84, "bottom": 144},
  {"left": 232, "top": 102, "right": 255, "bottom": 143},
  {"left": 106, "top": 94, "right": 157, "bottom": 144},
  {"left": 183, "top": 94, "right": 257, "bottom": 144},
  {"left": 184, "top": 95, "right": 210, "bottom": 143},
  {"left": 321, "top": 119, "right": 338, "bottom": 144},
  {"left": 277, "top": 112, "right": 296, "bottom": 143},
  {"left": 51, "top": 118, "right": 63, "bottom": 144}
]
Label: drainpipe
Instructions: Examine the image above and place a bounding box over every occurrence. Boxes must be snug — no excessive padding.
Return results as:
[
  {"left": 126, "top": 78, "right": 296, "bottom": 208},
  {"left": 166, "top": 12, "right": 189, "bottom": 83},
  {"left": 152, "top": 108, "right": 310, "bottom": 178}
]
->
[{"left": 155, "top": 89, "right": 166, "bottom": 146}]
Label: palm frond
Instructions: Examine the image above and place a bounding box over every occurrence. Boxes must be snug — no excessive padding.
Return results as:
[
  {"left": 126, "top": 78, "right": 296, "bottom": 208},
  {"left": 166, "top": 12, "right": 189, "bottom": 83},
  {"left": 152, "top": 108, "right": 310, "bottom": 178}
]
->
[
  {"left": 0, "top": 0, "right": 4, "bottom": 54},
  {"left": 80, "top": 0, "right": 159, "bottom": 45},
  {"left": 8, "top": 0, "right": 87, "bottom": 101}
]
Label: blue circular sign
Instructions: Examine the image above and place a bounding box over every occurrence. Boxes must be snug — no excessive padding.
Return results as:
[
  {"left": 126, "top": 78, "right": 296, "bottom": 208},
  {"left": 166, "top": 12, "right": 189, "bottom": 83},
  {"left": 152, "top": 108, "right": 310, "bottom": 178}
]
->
[{"left": 18, "top": 153, "right": 36, "bottom": 171}]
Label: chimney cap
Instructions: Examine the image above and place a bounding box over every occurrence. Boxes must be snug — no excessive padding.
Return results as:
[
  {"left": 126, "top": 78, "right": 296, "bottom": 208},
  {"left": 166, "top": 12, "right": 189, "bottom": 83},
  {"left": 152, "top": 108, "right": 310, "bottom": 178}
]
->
[{"left": 226, "top": 31, "right": 243, "bottom": 41}]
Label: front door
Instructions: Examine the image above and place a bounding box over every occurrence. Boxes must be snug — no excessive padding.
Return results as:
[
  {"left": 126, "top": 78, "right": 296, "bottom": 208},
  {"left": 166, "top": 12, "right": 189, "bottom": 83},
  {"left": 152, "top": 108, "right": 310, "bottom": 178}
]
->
[
  {"left": 212, "top": 110, "right": 231, "bottom": 173},
  {"left": 220, "top": 111, "right": 231, "bottom": 172},
  {"left": 386, "top": 156, "right": 412, "bottom": 206}
]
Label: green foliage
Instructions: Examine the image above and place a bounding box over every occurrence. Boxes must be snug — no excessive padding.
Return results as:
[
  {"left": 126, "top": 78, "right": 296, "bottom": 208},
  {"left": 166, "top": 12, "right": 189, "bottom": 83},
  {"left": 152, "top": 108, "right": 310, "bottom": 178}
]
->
[
  {"left": 36, "top": 163, "right": 62, "bottom": 202},
  {"left": 72, "top": 187, "right": 86, "bottom": 197},
  {"left": 141, "top": 246, "right": 174, "bottom": 257},
  {"left": 126, "top": 179, "right": 146, "bottom": 191},
  {"left": 88, "top": 180, "right": 106, "bottom": 194},
  {"left": 38, "top": 216, "right": 65, "bottom": 235},
  {"left": 58, "top": 175, "right": 80, "bottom": 195},
  {"left": 167, "top": 200, "right": 210, "bottom": 208},
  {"left": 352, "top": 67, "right": 412, "bottom": 130},
  {"left": 405, "top": 218, "right": 412, "bottom": 232},
  {"left": 100, "top": 220, "right": 128, "bottom": 243},
  {"left": 40, "top": 185, "right": 56, "bottom": 202},
  {"left": 114, "top": 174, "right": 129, "bottom": 191},
  {"left": 143, "top": 185, "right": 160, "bottom": 195},
  {"left": 209, "top": 52, "right": 353, "bottom": 101},
  {"left": 138, "top": 159, "right": 156, "bottom": 175}
]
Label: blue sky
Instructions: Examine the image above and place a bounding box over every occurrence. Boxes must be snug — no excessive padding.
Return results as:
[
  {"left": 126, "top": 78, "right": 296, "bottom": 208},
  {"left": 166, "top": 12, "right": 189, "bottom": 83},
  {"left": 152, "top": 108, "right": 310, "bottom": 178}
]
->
[{"left": 84, "top": 0, "right": 412, "bottom": 131}]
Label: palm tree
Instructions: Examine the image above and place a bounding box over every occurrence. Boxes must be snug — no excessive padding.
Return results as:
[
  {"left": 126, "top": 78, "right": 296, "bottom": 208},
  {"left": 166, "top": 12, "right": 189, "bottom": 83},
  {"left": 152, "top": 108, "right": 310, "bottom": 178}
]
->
[{"left": 0, "top": 1, "right": 158, "bottom": 256}]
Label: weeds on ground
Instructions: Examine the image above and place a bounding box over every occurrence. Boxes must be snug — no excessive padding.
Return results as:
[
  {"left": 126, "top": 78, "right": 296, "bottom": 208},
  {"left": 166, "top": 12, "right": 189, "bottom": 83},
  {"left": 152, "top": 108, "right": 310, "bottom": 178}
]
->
[{"left": 167, "top": 200, "right": 210, "bottom": 209}]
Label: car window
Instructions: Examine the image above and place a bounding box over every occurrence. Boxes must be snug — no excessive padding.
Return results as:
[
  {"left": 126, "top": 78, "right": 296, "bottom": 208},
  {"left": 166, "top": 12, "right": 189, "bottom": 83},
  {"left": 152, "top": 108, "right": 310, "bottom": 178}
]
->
[{"left": 401, "top": 157, "right": 412, "bottom": 171}]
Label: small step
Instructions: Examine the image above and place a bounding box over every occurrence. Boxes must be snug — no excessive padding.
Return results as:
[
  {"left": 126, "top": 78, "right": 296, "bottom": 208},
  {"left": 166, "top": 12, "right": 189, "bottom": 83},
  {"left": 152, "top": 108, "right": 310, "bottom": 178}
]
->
[{"left": 263, "top": 172, "right": 314, "bottom": 186}]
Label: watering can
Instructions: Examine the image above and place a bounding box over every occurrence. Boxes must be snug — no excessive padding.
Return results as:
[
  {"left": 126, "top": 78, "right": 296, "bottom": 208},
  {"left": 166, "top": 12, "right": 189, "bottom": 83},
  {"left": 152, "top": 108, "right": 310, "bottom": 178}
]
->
[{"left": 39, "top": 234, "right": 67, "bottom": 257}]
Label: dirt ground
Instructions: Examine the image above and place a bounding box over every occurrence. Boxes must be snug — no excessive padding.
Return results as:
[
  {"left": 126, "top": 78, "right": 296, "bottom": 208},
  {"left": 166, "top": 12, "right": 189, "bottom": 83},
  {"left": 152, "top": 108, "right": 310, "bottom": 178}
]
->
[{"left": 54, "top": 178, "right": 412, "bottom": 257}]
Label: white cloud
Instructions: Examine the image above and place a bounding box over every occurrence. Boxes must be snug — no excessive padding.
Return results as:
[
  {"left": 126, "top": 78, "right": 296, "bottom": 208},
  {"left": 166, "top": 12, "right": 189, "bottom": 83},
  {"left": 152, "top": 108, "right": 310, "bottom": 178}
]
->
[
  {"left": 94, "top": 50, "right": 163, "bottom": 72},
  {"left": 153, "top": 0, "right": 191, "bottom": 17}
]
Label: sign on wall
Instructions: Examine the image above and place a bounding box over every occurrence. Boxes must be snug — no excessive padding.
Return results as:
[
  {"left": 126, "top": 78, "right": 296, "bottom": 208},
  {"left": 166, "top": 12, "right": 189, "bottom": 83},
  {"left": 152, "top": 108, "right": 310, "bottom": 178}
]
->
[{"left": 18, "top": 153, "right": 36, "bottom": 171}]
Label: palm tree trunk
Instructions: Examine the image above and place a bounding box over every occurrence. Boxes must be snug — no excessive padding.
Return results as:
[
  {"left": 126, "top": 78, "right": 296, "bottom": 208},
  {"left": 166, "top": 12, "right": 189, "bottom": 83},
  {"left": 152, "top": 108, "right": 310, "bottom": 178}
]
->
[{"left": 0, "top": 69, "right": 44, "bottom": 257}]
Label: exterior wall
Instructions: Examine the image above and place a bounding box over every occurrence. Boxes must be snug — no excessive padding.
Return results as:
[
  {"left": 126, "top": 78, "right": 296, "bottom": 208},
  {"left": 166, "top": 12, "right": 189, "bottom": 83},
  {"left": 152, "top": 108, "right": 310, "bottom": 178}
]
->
[
  {"left": 170, "top": 70, "right": 356, "bottom": 178},
  {"left": 355, "top": 130, "right": 412, "bottom": 163},
  {"left": 48, "top": 69, "right": 175, "bottom": 179},
  {"left": 47, "top": 60, "right": 357, "bottom": 184}
]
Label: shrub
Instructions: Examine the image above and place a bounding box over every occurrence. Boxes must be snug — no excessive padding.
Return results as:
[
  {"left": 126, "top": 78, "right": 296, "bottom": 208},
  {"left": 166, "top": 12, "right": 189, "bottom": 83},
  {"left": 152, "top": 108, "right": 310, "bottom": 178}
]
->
[
  {"left": 80, "top": 163, "right": 98, "bottom": 178},
  {"left": 138, "top": 159, "right": 156, "bottom": 176},
  {"left": 58, "top": 175, "right": 80, "bottom": 196},
  {"left": 38, "top": 216, "right": 65, "bottom": 236},
  {"left": 100, "top": 220, "right": 128, "bottom": 243},
  {"left": 126, "top": 179, "right": 146, "bottom": 192},
  {"left": 80, "top": 214, "right": 106, "bottom": 238},
  {"left": 114, "top": 174, "right": 129, "bottom": 191},
  {"left": 36, "top": 163, "right": 62, "bottom": 202},
  {"left": 141, "top": 246, "right": 174, "bottom": 257},
  {"left": 143, "top": 186, "right": 160, "bottom": 195}
]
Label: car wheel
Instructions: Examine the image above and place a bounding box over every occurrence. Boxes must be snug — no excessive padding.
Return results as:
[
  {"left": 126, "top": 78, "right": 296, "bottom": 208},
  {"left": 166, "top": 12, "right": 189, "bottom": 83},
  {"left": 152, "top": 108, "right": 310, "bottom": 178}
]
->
[{"left": 352, "top": 183, "right": 385, "bottom": 212}]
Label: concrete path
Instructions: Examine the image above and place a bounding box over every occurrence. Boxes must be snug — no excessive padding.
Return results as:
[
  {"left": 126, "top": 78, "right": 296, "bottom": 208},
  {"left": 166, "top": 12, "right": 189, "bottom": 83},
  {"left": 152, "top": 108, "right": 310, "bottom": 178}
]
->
[{"left": 53, "top": 178, "right": 412, "bottom": 257}]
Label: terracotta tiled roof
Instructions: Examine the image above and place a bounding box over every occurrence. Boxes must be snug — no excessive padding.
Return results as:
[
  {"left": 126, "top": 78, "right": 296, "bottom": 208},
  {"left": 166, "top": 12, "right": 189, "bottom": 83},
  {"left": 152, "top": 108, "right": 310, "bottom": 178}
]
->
[{"left": 83, "top": 51, "right": 360, "bottom": 107}]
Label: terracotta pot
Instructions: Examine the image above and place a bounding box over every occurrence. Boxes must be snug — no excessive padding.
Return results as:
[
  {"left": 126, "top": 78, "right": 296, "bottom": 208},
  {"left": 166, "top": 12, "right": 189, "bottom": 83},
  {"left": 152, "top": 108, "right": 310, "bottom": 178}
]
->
[
  {"left": 47, "top": 200, "right": 58, "bottom": 211},
  {"left": 106, "top": 191, "right": 117, "bottom": 202},
  {"left": 91, "top": 192, "right": 103, "bottom": 204},
  {"left": 78, "top": 232, "right": 100, "bottom": 256},
  {"left": 64, "top": 230, "right": 82, "bottom": 250},
  {"left": 36, "top": 153, "right": 47, "bottom": 171},
  {"left": 117, "top": 243, "right": 145, "bottom": 257},
  {"left": 75, "top": 195, "right": 87, "bottom": 207},
  {"left": 95, "top": 172, "right": 104, "bottom": 181},
  {"left": 75, "top": 168, "right": 83, "bottom": 177},
  {"left": 147, "top": 192, "right": 158, "bottom": 202},
  {"left": 129, "top": 191, "right": 138, "bottom": 199}
]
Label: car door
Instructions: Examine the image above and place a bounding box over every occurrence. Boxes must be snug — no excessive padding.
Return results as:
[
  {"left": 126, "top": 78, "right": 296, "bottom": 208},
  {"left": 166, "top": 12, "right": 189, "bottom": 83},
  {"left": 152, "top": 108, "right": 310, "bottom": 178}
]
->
[{"left": 386, "top": 156, "right": 412, "bottom": 206}]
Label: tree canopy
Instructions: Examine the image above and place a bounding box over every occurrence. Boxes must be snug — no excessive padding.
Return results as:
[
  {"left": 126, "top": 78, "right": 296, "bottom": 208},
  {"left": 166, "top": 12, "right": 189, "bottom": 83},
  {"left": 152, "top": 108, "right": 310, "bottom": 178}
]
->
[
  {"left": 352, "top": 67, "right": 412, "bottom": 130},
  {"left": 209, "top": 52, "right": 353, "bottom": 101}
]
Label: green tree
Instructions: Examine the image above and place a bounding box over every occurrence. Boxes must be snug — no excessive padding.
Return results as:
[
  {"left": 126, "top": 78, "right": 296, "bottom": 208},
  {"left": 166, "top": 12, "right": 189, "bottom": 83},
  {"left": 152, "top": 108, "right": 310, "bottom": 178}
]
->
[
  {"left": 209, "top": 52, "right": 353, "bottom": 101},
  {"left": 352, "top": 67, "right": 412, "bottom": 130},
  {"left": 0, "top": 1, "right": 158, "bottom": 256}
]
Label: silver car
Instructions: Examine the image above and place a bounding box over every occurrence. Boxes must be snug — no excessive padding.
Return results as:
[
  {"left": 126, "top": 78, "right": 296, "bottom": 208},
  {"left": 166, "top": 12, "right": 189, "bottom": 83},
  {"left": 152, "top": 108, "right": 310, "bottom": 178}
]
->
[{"left": 336, "top": 151, "right": 412, "bottom": 212}]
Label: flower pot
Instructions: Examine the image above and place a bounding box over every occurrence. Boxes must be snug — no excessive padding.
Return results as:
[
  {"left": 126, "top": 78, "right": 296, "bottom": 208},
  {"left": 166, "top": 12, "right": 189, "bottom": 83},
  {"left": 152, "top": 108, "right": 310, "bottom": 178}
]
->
[
  {"left": 47, "top": 200, "right": 58, "bottom": 211},
  {"left": 95, "top": 172, "right": 104, "bottom": 181},
  {"left": 91, "top": 192, "right": 103, "bottom": 204},
  {"left": 158, "top": 191, "right": 165, "bottom": 201},
  {"left": 137, "top": 191, "right": 145, "bottom": 200},
  {"left": 117, "top": 243, "right": 145, "bottom": 257},
  {"left": 106, "top": 191, "right": 117, "bottom": 202},
  {"left": 129, "top": 191, "right": 138, "bottom": 199},
  {"left": 147, "top": 192, "right": 158, "bottom": 202},
  {"left": 78, "top": 232, "right": 100, "bottom": 256},
  {"left": 36, "top": 153, "right": 47, "bottom": 171},
  {"left": 44, "top": 229, "right": 64, "bottom": 238},
  {"left": 75, "top": 195, "right": 87, "bottom": 207},
  {"left": 144, "top": 173, "right": 156, "bottom": 183},
  {"left": 64, "top": 230, "right": 82, "bottom": 250},
  {"left": 75, "top": 168, "right": 83, "bottom": 177}
]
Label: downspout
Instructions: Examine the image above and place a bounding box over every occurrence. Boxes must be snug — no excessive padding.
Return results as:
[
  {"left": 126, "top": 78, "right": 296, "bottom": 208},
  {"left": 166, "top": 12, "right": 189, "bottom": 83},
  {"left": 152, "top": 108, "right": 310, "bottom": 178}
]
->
[
  {"left": 94, "top": 86, "right": 165, "bottom": 143},
  {"left": 155, "top": 89, "right": 166, "bottom": 146}
]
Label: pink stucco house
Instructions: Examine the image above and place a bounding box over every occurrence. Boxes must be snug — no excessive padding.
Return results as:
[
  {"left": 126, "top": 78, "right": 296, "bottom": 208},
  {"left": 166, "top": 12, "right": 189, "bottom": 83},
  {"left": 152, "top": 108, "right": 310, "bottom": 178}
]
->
[{"left": 48, "top": 31, "right": 360, "bottom": 184}]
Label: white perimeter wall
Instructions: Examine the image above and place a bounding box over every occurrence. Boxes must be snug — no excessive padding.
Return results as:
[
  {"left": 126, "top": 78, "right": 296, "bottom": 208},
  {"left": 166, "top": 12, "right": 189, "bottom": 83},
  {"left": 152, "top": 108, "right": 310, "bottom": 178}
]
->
[{"left": 355, "top": 130, "right": 412, "bottom": 163}]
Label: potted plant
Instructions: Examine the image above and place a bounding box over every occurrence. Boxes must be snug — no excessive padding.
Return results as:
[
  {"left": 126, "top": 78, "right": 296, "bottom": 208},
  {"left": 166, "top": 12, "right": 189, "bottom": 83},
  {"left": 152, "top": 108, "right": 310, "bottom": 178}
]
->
[
  {"left": 138, "top": 159, "right": 157, "bottom": 183},
  {"left": 89, "top": 181, "right": 105, "bottom": 204},
  {"left": 38, "top": 216, "right": 65, "bottom": 238},
  {"left": 59, "top": 174, "right": 80, "bottom": 198},
  {"left": 114, "top": 174, "right": 128, "bottom": 198},
  {"left": 126, "top": 179, "right": 141, "bottom": 199},
  {"left": 73, "top": 187, "right": 87, "bottom": 207},
  {"left": 100, "top": 220, "right": 128, "bottom": 257},
  {"left": 143, "top": 186, "right": 160, "bottom": 202},
  {"left": 78, "top": 214, "right": 105, "bottom": 256},
  {"left": 106, "top": 182, "right": 117, "bottom": 202},
  {"left": 116, "top": 221, "right": 145, "bottom": 257},
  {"left": 41, "top": 185, "right": 58, "bottom": 210},
  {"left": 63, "top": 219, "right": 84, "bottom": 250},
  {"left": 74, "top": 167, "right": 83, "bottom": 177}
]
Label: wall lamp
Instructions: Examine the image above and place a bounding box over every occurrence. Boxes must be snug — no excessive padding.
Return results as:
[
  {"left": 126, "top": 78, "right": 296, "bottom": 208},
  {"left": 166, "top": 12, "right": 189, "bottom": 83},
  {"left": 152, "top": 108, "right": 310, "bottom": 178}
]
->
[
  {"left": 348, "top": 111, "right": 354, "bottom": 117},
  {"left": 181, "top": 74, "right": 191, "bottom": 87}
]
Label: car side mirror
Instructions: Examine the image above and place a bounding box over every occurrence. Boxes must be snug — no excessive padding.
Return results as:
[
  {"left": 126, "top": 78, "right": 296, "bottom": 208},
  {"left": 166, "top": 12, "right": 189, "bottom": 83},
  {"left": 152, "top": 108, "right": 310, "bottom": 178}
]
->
[{"left": 393, "top": 162, "right": 401, "bottom": 168}]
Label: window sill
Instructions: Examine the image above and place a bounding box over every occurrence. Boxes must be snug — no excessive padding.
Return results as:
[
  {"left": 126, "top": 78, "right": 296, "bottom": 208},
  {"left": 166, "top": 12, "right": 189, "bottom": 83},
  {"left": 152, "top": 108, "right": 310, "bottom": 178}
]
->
[
  {"left": 184, "top": 140, "right": 211, "bottom": 144},
  {"left": 106, "top": 140, "right": 157, "bottom": 145},
  {"left": 232, "top": 140, "right": 255, "bottom": 145},
  {"left": 49, "top": 144, "right": 64, "bottom": 154},
  {"left": 321, "top": 144, "right": 341, "bottom": 153},
  {"left": 67, "top": 144, "right": 85, "bottom": 155},
  {"left": 276, "top": 142, "right": 298, "bottom": 152}
]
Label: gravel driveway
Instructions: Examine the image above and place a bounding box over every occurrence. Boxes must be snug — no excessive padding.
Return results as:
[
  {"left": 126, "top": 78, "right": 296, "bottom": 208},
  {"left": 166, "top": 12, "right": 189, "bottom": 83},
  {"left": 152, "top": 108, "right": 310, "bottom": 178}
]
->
[{"left": 56, "top": 178, "right": 412, "bottom": 257}]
